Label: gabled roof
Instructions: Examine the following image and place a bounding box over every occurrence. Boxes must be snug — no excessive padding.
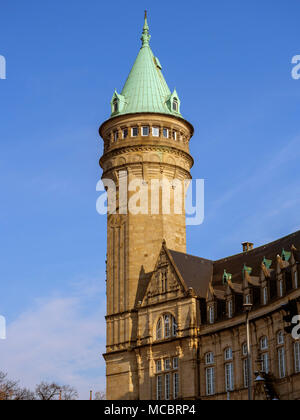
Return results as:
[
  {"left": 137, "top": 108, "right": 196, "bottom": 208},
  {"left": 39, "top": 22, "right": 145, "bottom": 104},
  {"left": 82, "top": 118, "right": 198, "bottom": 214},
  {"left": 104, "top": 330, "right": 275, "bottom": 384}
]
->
[{"left": 110, "top": 12, "right": 183, "bottom": 119}]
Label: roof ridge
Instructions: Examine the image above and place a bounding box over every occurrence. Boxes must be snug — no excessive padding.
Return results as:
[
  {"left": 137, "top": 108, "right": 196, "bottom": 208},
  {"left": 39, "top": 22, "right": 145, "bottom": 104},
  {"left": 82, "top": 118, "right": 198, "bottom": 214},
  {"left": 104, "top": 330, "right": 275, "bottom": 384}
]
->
[
  {"left": 168, "top": 249, "right": 213, "bottom": 264},
  {"left": 213, "top": 230, "right": 300, "bottom": 264}
]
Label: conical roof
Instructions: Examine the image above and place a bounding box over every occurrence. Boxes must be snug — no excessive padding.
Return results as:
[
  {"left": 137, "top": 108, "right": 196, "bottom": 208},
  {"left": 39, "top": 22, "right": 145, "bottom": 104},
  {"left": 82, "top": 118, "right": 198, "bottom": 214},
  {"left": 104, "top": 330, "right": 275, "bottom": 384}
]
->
[{"left": 110, "top": 12, "right": 182, "bottom": 119}]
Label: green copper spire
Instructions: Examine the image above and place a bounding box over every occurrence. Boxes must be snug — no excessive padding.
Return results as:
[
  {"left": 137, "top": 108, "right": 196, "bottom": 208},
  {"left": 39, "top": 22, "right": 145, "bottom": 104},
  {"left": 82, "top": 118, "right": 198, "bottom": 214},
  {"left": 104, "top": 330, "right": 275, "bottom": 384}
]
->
[
  {"left": 141, "top": 10, "right": 151, "bottom": 47},
  {"left": 110, "top": 12, "right": 183, "bottom": 118}
]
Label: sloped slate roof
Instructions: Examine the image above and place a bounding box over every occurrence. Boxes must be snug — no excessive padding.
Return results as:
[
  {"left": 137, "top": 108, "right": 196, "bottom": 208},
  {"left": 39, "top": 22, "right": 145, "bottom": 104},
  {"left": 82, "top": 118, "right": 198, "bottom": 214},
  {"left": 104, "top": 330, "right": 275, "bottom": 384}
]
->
[
  {"left": 169, "top": 250, "right": 213, "bottom": 298},
  {"left": 168, "top": 230, "right": 300, "bottom": 298},
  {"left": 213, "top": 230, "right": 300, "bottom": 286}
]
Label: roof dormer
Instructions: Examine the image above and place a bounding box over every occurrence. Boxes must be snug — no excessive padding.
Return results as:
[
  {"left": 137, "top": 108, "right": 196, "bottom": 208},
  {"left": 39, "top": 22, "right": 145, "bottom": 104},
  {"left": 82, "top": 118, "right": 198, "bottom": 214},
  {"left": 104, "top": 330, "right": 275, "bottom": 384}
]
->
[
  {"left": 166, "top": 89, "right": 181, "bottom": 115},
  {"left": 110, "top": 90, "right": 126, "bottom": 117}
]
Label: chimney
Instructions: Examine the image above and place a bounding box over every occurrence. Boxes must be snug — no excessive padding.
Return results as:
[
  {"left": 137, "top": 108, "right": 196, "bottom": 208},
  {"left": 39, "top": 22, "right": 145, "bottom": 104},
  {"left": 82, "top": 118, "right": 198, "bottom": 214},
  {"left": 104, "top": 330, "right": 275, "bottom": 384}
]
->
[{"left": 242, "top": 242, "right": 254, "bottom": 253}]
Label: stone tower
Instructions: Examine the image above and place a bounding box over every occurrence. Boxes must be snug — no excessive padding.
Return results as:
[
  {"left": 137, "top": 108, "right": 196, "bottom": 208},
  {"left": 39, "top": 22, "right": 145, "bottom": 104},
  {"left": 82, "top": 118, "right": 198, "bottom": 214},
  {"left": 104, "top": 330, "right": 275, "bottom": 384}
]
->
[{"left": 99, "top": 13, "right": 194, "bottom": 399}]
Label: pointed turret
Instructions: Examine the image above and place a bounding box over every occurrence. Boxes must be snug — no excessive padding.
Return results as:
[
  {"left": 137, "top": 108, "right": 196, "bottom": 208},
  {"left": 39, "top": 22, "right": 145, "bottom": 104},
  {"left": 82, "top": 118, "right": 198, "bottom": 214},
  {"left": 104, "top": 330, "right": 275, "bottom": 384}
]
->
[{"left": 110, "top": 12, "right": 182, "bottom": 118}]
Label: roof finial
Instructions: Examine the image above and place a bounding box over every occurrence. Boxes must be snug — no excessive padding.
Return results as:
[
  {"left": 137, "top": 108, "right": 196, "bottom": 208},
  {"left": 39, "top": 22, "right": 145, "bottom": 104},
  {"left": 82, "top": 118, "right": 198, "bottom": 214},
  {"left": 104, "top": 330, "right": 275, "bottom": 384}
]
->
[{"left": 141, "top": 10, "right": 151, "bottom": 47}]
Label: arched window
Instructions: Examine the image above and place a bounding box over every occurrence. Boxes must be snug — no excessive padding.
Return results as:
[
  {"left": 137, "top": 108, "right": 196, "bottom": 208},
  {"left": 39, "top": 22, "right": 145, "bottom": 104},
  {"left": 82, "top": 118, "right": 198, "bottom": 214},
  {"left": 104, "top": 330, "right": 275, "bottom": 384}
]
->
[
  {"left": 156, "top": 314, "right": 177, "bottom": 341},
  {"left": 205, "top": 352, "right": 214, "bottom": 365},
  {"left": 156, "top": 318, "right": 162, "bottom": 340},
  {"left": 242, "top": 343, "right": 248, "bottom": 356},
  {"left": 277, "top": 331, "right": 284, "bottom": 345},
  {"left": 260, "top": 336, "right": 268, "bottom": 350},
  {"left": 172, "top": 98, "right": 178, "bottom": 112},
  {"left": 113, "top": 99, "right": 118, "bottom": 113},
  {"left": 164, "top": 315, "right": 171, "bottom": 338},
  {"left": 224, "top": 347, "right": 233, "bottom": 361}
]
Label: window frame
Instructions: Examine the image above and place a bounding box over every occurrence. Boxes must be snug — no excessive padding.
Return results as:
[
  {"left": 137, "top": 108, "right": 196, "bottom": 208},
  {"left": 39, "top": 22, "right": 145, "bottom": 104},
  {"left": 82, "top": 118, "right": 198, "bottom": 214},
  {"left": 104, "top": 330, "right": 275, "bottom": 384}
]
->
[
  {"left": 172, "top": 98, "right": 179, "bottom": 112},
  {"left": 163, "top": 128, "right": 169, "bottom": 139},
  {"left": 156, "top": 375, "right": 163, "bottom": 400},
  {"left": 243, "top": 358, "right": 249, "bottom": 388},
  {"left": 164, "top": 358, "right": 171, "bottom": 371},
  {"left": 156, "top": 360, "right": 162, "bottom": 373},
  {"left": 261, "top": 352, "right": 269, "bottom": 374},
  {"left": 206, "top": 367, "right": 215, "bottom": 396},
  {"left": 245, "top": 294, "right": 251, "bottom": 305},
  {"left": 156, "top": 314, "right": 178, "bottom": 341},
  {"left": 225, "top": 362, "right": 234, "bottom": 392},
  {"left": 165, "top": 373, "right": 171, "bottom": 400},
  {"left": 156, "top": 318, "right": 162, "bottom": 340},
  {"left": 278, "top": 347, "right": 286, "bottom": 379},
  {"left": 224, "top": 347, "right": 233, "bottom": 361},
  {"left": 205, "top": 352, "right": 214, "bottom": 365},
  {"left": 173, "top": 357, "right": 179, "bottom": 370},
  {"left": 152, "top": 127, "right": 160, "bottom": 137},
  {"left": 113, "top": 99, "right": 118, "bottom": 113},
  {"left": 164, "top": 315, "right": 171, "bottom": 338},
  {"left": 260, "top": 336, "right": 268, "bottom": 351},
  {"left": 131, "top": 127, "right": 138, "bottom": 137},
  {"left": 209, "top": 305, "right": 214, "bottom": 325},
  {"left": 277, "top": 331, "right": 284, "bottom": 345},
  {"left": 142, "top": 126, "right": 150, "bottom": 137},
  {"left": 279, "top": 279, "right": 284, "bottom": 297},
  {"left": 173, "top": 372, "right": 179, "bottom": 399}
]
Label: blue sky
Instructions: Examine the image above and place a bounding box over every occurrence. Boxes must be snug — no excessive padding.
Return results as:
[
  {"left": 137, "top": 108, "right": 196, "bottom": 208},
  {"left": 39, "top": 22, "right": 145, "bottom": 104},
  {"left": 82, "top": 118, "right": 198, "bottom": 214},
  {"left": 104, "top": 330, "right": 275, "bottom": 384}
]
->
[{"left": 0, "top": 0, "right": 300, "bottom": 398}]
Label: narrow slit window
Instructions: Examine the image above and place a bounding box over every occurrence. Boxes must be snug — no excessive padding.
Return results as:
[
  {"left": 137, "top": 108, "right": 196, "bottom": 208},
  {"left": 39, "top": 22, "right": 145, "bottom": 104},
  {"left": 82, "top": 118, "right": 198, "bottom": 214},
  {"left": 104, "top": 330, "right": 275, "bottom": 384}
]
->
[
  {"left": 279, "top": 280, "right": 284, "bottom": 297},
  {"left": 228, "top": 300, "right": 233, "bottom": 318},
  {"left": 173, "top": 98, "right": 178, "bottom": 112},
  {"left": 263, "top": 287, "right": 268, "bottom": 305},
  {"left": 113, "top": 99, "right": 118, "bottom": 113}
]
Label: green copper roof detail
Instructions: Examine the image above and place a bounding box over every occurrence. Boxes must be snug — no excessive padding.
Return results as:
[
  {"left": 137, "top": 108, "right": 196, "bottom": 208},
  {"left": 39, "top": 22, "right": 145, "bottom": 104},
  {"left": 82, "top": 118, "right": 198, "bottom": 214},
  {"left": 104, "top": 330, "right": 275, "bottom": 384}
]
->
[
  {"left": 141, "top": 10, "right": 151, "bottom": 47},
  {"left": 263, "top": 257, "right": 272, "bottom": 269},
  {"left": 109, "top": 12, "right": 183, "bottom": 119},
  {"left": 281, "top": 249, "right": 291, "bottom": 262},
  {"left": 223, "top": 270, "right": 232, "bottom": 285},
  {"left": 243, "top": 264, "right": 252, "bottom": 279}
]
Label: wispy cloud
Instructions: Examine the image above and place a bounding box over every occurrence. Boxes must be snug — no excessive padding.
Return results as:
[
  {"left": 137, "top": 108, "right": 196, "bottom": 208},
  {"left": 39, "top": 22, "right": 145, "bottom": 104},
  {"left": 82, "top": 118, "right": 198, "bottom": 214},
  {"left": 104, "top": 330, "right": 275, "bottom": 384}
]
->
[{"left": 0, "top": 279, "right": 106, "bottom": 400}]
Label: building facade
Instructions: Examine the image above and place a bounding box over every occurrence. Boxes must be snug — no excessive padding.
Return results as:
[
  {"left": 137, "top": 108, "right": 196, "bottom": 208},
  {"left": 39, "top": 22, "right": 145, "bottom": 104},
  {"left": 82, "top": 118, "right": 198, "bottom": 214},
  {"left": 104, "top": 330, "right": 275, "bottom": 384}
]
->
[{"left": 99, "top": 14, "right": 300, "bottom": 400}]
